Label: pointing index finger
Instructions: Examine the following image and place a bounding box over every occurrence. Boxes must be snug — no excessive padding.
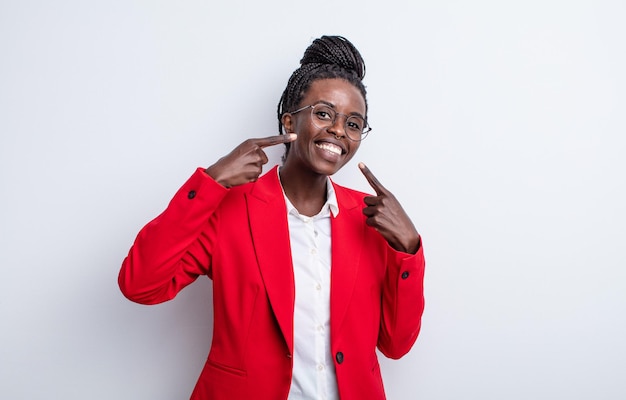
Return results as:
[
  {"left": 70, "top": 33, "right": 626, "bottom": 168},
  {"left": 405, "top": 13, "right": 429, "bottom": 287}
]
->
[
  {"left": 254, "top": 134, "right": 297, "bottom": 148},
  {"left": 358, "top": 162, "right": 387, "bottom": 195}
]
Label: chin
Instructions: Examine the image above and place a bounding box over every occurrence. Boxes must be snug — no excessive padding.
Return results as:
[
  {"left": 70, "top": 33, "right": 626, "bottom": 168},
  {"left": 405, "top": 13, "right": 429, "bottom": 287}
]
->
[{"left": 310, "top": 159, "right": 349, "bottom": 176}]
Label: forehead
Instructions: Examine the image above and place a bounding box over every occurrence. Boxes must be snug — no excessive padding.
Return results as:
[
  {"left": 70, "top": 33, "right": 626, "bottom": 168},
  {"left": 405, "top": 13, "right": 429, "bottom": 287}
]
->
[{"left": 301, "top": 78, "right": 366, "bottom": 115}]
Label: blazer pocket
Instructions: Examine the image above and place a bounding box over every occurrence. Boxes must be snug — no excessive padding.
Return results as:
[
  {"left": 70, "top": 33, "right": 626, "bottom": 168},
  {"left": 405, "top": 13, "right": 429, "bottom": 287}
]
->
[
  {"left": 207, "top": 358, "right": 247, "bottom": 377},
  {"left": 195, "top": 357, "right": 248, "bottom": 399}
]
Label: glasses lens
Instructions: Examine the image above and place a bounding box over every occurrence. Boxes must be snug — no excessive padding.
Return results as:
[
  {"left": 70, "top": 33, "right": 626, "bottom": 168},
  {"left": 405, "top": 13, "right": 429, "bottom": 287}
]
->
[
  {"left": 310, "top": 105, "right": 335, "bottom": 128},
  {"left": 310, "top": 104, "right": 369, "bottom": 141},
  {"left": 345, "top": 116, "right": 366, "bottom": 141}
]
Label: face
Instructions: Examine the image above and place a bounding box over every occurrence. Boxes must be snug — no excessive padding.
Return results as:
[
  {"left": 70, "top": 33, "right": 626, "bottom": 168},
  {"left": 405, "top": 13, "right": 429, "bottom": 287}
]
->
[{"left": 282, "top": 78, "right": 366, "bottom": 176}]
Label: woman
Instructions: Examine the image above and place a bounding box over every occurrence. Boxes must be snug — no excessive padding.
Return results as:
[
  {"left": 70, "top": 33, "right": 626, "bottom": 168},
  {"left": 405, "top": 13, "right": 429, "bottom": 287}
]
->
[{"left": 119, "top": 35, "right": 425, "bottom": 400}]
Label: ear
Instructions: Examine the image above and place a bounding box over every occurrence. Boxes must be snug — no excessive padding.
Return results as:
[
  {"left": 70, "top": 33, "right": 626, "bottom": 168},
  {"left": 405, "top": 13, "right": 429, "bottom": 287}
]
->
[{"left": 281, "top": 113, "right": 294, "bottom": 134}]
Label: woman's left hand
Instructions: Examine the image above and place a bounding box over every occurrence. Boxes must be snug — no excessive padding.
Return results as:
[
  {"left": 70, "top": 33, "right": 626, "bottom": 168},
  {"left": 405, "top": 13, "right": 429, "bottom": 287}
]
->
[{"left": 359, "top": 163, "right": 420, "bottom": 254}]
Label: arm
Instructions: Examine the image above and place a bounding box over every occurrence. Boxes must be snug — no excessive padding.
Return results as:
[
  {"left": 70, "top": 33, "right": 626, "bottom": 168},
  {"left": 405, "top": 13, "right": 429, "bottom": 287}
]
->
[
  {"left": 377, "top": 242, "right": 425, "bottom": 359},
  {"left": 358, "top": 162, "right": 426, "bottom": 358},
  {"left": 118, "top": 134, "right": 297, "bottom": 305},
  {"left": 118, "top": 168, "right": 228, "bottom": 304}
]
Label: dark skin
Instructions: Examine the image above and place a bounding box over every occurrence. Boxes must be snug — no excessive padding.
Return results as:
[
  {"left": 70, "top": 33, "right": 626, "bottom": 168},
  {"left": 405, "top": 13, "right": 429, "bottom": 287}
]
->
[
  {"left": 359, "top": 162, "right": 421, "bottom": 254},
  {"left": 280, "top": 79, "right": 364, "bottom": 216},
  {"left": 206, "top": 78, "right": 420, "bottom": 254}
]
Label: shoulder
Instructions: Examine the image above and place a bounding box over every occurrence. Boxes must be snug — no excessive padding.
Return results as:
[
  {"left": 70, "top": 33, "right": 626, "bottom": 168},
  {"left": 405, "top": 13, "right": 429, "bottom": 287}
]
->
[
  {"left": 330, "top": 180, "right": 375, "bottom": 215},
  {"left": 331, "top": 180, "right": 371, "bottom": 203},
  {"left": 221, "top": 166, "right": 282, "bottom": 203}
]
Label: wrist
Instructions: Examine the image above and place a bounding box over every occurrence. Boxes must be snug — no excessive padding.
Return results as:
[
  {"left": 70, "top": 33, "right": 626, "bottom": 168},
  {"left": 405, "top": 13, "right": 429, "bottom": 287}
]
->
[
  {"left": 204, "top": 165, "right": 230, "bottom": 188},
  {"left": 392, "top": 233, "right": 420, "bottom": 254}
]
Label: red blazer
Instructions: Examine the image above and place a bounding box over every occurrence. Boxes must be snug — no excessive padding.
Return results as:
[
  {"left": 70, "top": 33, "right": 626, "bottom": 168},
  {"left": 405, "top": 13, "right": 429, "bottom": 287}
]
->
[{"left": 119, "top": 166, "right": 425, "bottom": 400}]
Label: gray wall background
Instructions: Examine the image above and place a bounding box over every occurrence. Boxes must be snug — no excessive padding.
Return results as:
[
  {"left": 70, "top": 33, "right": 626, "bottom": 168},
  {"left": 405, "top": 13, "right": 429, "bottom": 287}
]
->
[{"left": 1, "top": 1, "right": 625, "bottom": 399}]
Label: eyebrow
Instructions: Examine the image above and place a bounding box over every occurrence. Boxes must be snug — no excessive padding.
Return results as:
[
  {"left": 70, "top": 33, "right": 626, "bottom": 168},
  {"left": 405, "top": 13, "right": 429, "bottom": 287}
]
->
[{"left": 314, "top": 100, "right": 366, "bottom": 120}]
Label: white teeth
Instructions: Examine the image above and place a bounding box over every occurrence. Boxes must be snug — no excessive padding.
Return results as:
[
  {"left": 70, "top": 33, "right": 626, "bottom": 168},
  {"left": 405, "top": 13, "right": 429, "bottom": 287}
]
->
[{"left": 316, "top": 142, "right": 342, "bottom": 155}]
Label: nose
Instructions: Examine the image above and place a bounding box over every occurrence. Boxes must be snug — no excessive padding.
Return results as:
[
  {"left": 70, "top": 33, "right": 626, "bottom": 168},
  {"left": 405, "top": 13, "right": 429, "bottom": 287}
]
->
[{"left": 327, "top": 115, "right": 347, "bottom": 139}]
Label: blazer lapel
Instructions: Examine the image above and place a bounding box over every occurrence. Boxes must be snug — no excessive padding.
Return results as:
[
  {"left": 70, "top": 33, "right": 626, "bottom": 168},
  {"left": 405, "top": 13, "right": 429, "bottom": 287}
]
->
[
  {"left": 246, "top": 166, "right": 295, "bottom": 353},
  {"left": 330, "top": 184, "right": 364, "bottom": 336}
]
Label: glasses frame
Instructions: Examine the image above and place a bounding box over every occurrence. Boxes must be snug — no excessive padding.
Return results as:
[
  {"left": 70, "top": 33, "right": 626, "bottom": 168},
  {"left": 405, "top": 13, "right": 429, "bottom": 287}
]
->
[{"left": 289, "top": 103, "right": 371, "bottom": 142}]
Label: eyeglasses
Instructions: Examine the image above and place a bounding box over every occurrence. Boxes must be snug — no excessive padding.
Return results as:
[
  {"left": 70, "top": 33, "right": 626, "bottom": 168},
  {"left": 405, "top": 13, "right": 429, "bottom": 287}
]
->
[{"left": 290, "top": 103, "right": 371, "bottom": 142}]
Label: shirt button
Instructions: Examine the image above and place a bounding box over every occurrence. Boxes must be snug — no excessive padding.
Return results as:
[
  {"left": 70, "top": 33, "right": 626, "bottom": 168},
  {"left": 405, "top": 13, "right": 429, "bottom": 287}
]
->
[
  {"left": 317, "top": 325, "right": 324, "bottom": 332},
  {"left": 335, "top": 352, "right": 344, "bottom": 364},
  {"left": 310, "top": 248, "right": 317, "bottom": 255},
  {"left": 187, "top": 190, "right": 196, "bottom": 199},
  {"left": 317, "top": 364, "right": 324, "bottom": 371},
  {"left": 401, "top": 271, "right": 410, "bottom": 279},
  {"left": 315, "top": 283, "right": 322, "bottom": 291}
]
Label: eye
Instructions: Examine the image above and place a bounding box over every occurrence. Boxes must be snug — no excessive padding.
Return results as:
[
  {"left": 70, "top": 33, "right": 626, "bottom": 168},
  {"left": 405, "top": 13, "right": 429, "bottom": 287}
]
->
[
  {"left": 313, "top": 105, "right": 334, "bottom": 121},
  {"left": 346, "top": 117, "right": 364, "bottom": 132},
  {"left": 316, "top": 111, "right": 330, "bottom": 119}
]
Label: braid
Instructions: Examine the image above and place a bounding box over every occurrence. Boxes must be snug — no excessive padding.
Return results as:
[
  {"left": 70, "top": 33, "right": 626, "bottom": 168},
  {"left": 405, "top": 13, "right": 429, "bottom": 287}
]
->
[
  {"left": 277, "top": 36, "right": 368, "bottom": 159},
  {"left": 300, "top": 36, "right": 366, "bottom": 79}
]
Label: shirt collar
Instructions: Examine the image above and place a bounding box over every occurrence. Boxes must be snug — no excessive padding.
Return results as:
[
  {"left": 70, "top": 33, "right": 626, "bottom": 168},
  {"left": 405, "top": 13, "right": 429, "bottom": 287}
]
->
[{"left": 277, "top": 168, "right": 339, "bottom": 218}]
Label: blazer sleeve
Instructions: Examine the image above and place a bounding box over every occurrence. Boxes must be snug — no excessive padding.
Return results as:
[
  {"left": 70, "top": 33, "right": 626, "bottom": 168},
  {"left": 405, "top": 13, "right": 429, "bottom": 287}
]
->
[
  {"left": 377, "top": 240, "right": 426, "bottom": 359},
  {"left": 118, "top": 168, "right": 229, "bottom": 305}
]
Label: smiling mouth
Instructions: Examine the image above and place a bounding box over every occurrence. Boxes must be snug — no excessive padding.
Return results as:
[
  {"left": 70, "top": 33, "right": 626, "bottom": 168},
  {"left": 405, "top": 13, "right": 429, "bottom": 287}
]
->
[{"left": 315, "top": 142, "right": 344, "bottom": 155}]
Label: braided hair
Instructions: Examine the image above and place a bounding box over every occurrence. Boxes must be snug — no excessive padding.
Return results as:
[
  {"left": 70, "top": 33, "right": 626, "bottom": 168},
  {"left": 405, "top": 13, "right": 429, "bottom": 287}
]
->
[{"left": 277, "top": 35, "right": 368, "bottom": 158}]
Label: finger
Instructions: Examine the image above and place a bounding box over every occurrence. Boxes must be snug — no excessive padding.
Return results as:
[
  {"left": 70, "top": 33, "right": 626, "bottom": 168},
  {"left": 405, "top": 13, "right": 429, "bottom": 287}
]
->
[
  {"left": 363, "top": 195, "right": 380, "bottom": 206},
  {"left": 362, "top": 205, "right": 377, "bottom": 217},
  {"left": 257, "top": 148, "right": 269, "bottom": 165},
  {"left": 364, "top": 216, "right": 380, "bottom": 230},
  {"left": 358, "top": 162, "right": 387, "bottom": 195},
  {"left": 254, "top": 134, "right": 297, "bottom": 148}
]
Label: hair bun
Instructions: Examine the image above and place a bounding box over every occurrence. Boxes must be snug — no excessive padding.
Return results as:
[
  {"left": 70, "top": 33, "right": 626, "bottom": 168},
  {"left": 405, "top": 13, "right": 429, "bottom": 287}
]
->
[{"left": 299, "top": 35, "right": 366, "bottom": 80}]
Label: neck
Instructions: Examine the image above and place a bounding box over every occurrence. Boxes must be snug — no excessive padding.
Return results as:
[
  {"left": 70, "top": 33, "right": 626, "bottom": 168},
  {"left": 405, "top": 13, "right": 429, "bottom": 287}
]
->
[{"left": 279, "top": 163, "right": 329, "bottom": 217}]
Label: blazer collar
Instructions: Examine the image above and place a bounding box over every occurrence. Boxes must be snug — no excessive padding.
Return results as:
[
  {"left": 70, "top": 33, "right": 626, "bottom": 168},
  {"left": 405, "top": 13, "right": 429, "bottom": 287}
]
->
[
  {"left": 246, "top": 166, "right": 295, "bottom": 353},
  {"left": 246, "top": 166, "right": 364, "bottom": 352},
  {"left": 329, "top": 180, "right": 363, "bottom": 339}
]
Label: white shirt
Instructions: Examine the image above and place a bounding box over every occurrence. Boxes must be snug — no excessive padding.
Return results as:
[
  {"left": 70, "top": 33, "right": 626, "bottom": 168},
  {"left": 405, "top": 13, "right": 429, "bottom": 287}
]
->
[{"left": 280, "top": 170, "right": 340, "bottom": 400}]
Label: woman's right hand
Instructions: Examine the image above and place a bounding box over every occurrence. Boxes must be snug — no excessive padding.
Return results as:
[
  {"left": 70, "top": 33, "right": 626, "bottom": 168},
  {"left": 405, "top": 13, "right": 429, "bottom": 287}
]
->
[{"left": 205, "top": 134, "right": 297, "bottom": 188}]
